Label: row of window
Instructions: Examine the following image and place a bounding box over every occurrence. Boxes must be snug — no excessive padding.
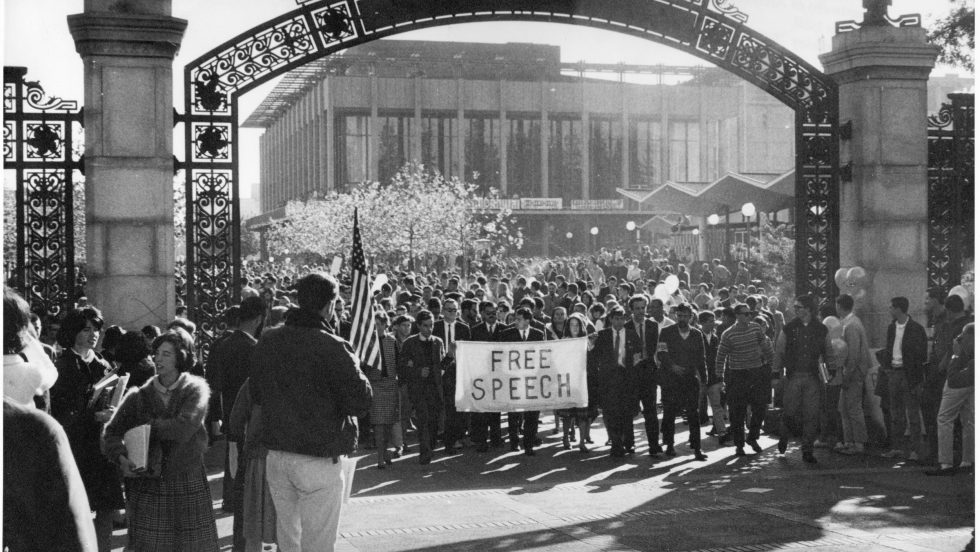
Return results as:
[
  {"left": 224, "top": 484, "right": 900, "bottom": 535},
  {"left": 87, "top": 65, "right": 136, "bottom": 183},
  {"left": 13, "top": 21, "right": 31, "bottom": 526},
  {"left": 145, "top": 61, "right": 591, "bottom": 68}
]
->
[{"left": 336, "top": 113, "right": 738, "bottom": 198}]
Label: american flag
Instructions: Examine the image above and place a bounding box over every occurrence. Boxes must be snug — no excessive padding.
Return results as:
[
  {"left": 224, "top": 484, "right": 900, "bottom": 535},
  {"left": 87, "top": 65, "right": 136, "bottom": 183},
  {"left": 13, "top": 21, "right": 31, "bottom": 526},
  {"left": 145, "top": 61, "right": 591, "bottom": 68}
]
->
[{"left": 348, "top": 208, "right": 380, "bottom": 371}]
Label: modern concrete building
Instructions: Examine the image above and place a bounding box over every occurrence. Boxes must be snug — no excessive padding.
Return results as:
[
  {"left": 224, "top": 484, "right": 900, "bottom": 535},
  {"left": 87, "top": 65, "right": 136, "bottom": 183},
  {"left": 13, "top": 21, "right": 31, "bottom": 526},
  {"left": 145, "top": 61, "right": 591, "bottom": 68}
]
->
[{"left": 242, "top": 39, "right": 969, "bottom": 256}]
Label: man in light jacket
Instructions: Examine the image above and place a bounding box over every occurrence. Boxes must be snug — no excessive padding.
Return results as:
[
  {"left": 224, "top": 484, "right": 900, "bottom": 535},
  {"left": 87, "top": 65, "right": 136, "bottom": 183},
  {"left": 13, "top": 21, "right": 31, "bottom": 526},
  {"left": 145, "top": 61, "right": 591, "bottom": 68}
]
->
[{"left": 835, "top": 294, "right": 871, "bottom": 455}]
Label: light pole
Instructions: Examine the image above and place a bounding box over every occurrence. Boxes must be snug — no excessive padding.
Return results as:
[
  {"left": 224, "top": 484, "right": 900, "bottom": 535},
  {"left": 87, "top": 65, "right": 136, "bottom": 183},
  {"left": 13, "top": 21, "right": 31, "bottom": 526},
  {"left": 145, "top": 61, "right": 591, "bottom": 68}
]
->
[
  {"left": 590, "top": 226, "right": 599, "bottom": 252},
  {"left": 626, "top": 220, "right": 638, "bottom": 246}
]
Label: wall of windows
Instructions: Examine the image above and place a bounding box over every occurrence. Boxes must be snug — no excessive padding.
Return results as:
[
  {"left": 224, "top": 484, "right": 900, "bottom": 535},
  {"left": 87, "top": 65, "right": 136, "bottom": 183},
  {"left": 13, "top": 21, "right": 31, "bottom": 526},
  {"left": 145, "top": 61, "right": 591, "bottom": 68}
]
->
[
  {"left": 549, "top": 117, "right": 582, "bottom": 202},
  {"left": 629, "top": 119, "right": 661, "bottom": 189},
  {"left": 335, "top": 113, "right": 370, "bottom": 192},
  {"left": 421, "top": 114, "right": 458, "bottom": 177},
  {"left": 669, "top": 120, "right": 700, "bottom": 182},
  {"left": 589, "top": 118, "right": 622, "bottom": 199},
  {"left": 378, "top": 113, "right": 415, "bottom": 184},
  {"left": 463, "top": 115, "right": 500, "bottom": 194},
  {"left": 507, "top": 116, "right": 541, "bottom": 198}
]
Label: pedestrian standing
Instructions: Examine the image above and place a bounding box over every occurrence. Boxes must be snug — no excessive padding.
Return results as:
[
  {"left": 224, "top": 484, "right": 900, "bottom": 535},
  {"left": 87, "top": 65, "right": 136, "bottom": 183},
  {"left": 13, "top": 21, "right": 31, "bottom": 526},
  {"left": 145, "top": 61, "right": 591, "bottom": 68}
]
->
[
  {"left": 656, "top": 303, "right": 708, "bottom": 461},
  {"left": 433, "top": 298, "right": 471, "bottom": 453},
  {"left": 925, "top": 322, "right": 974, "bottom": 476},
  {"left": 624, "top": 295, "right": 661, "bottom": 456},
  {"left": 399, "top": 309, "right": 445, "bottom": 465},
  {"left": 595, "top": 306, "right": 643, "bottom": 458},
  {"left": 773, "top": 295, "right": 827, "bottom": 463},
  {"left": 249, "top": 273, "right": 372, "bottom": 552},
  {"left": 498, "top": 308, "right": 545, "bottom": 456},
  {"left": 365, "top": 311, "right": 400, "bottom": 469},
  {"left": 879, "top": 296, "right": 928, "bottom": 462},
  {"left": 836, "top": 294, "right": 871, "bottom": 455}
]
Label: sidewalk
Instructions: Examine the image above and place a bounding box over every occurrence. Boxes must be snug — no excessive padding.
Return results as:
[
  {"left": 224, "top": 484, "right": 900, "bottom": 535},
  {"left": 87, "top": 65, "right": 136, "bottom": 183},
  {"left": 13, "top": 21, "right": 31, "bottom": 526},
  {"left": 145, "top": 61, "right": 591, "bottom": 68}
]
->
[{"left": 113, "top": 419, "right": 975, "bottom": 551}]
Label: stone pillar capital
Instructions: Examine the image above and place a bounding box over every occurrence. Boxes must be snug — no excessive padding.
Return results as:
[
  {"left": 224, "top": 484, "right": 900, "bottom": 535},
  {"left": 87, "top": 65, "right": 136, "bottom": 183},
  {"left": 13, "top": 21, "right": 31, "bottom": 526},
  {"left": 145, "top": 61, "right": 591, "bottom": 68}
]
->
[
  {"left": 819, "top": 26, "right": 939, "bottom": 83},
  {"left": 68, "top": 11, "right": 187, "bottom": 60}
]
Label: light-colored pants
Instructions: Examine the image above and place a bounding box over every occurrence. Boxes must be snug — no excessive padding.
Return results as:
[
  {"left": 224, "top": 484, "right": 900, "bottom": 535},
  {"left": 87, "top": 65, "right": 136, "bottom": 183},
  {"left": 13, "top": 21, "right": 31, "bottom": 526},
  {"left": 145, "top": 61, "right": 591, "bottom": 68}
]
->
[
  {"left": 266, "top": 450, "right": 346, "bottom": 552},
  {"left": 885, "top": 370, "right": 924, "bottom": 456},
  {"left": 705, "top": 382, "right": 727, "bottom": 434},
  {"left": 839, "top": 377, "right": 867, "bottom": 444},
  {"left": 937, "top": 383, "right": 974, "bottom": 466}
]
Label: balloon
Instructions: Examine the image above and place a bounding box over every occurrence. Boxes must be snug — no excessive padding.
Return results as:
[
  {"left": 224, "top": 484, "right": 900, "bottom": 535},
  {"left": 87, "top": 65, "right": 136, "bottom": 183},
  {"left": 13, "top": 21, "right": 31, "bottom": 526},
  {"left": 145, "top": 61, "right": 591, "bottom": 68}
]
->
[
  {"left": 371, "top": 273, "right": 389, "bottom": 294},
  {"left": 822, "top": 315, "right": 842, "bottom": 334},
  {"left": 831, "top": 337, "right": 848, "bottom": 359},
  {"left": 654, "top": 284, "right": 670, "bottom": 303},
  {"left": 664, "top": 274, "right": 679, "bottom": 295},
  {"left": 834, "top": 267, "right": 849, "bottom": 290},
  {"left": 853, "top": 289, "right": 867, "bottom": 302},
  {"left": 950, "top": 285, "right": 972, "bottom": 310},
  {"left": 846, "top": 266, "right": 868, "bottom": 289}
]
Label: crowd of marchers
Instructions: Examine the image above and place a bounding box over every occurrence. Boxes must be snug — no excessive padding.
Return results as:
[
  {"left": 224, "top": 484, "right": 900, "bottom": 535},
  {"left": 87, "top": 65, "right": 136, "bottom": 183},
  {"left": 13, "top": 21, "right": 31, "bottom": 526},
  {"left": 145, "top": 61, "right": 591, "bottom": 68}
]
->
[{"left": 3, "top": 248, "right": 974, "bottom": 552}]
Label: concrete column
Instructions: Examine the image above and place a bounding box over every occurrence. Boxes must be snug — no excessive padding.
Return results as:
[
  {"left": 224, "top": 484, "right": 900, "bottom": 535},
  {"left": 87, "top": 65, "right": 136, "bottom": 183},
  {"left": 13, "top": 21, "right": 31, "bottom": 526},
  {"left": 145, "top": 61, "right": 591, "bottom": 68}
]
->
[
  {"left": 68, "top": 1, "right": 186, "bottom": 328},
  {"left": 621, "top": 79, "right": 630, "bottom": 190},
  {"left": 580, "top": 74, "right": 590, "bottom": 200},
  {"left": 498, "top": 79, "right": 508, "bottom": 196},
  {"left": 820, "top": 23, "right": 938, "bottom": 344},
  {"left": 414, "top": 71, "right": 423, "bottom": 165},
  {"left": 540, "top": 80, "right": 549, "bottom": 198},
  {"left": 369, "top": 70, "right": 379, "bottom": 181},
  {"left": 456, "top": 71, "right": 465, "bottom": 179},
  {"left": 322, "top": 78, "right": 334, "bottom": 193}
]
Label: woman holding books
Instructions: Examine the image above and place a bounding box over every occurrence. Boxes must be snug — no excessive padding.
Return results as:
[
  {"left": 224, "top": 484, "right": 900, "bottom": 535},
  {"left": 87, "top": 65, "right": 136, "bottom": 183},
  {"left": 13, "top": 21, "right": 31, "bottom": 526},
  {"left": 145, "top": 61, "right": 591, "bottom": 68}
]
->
[
  {"left": 50, "top": 306, "right": 125, "bottom": 552},
  {"left": 103, "top": 328, "right": 219, "bottom": 551}
]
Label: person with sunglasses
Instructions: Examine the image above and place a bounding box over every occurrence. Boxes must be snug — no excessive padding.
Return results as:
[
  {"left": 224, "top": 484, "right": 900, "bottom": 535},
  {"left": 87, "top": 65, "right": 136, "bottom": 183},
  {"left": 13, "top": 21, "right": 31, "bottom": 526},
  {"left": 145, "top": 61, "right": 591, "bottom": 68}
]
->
[{"left": 715, "top": 302, "right": 774, "bottom": 458}]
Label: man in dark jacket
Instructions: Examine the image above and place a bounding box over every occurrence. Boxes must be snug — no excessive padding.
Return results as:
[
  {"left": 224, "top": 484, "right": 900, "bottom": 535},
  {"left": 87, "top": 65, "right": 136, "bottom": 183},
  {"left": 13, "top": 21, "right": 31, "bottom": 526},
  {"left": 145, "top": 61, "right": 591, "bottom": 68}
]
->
[
  {"left": 250, "top": 272, "right": 372, "bottom": 550},
  {"left": 624, "top": 295, "right": 661, "bottom": 455},
  {"left": 773, "top": 294, "right": 827, "bottom": 463},
  {"left": 656, "top": 303, "right": 708, "bottom": 461},
  {"left": 595, "top": 305, "right": 643, "bottom": 458},
  {"left": 498, "top": 308, "right": 546, "bottom": 455},
  {"left": 207, "top": 296, "right": 265, "bottom": 511},
  {"left": 399, "top": 310, "right": 446, "bottom": 465},
  {"left": 879, "top": 296, "right": 929, "bottom": 461},
  {"left": 469, "top": 301, "right": 509, "bottom": 451},
  {"left": 433, "top": 298, "right": 471, "bottom": 454}
]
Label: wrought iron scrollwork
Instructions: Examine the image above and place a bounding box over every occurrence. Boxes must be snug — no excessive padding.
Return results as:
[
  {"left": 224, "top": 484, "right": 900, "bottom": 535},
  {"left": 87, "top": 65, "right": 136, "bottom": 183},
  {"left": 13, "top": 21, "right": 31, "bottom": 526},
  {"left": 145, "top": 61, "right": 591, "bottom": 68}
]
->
[
  {"left": 927, "top": 94, "right": 975, "bottom": 294},
  {"left": 3, "top": 66, "right": 82, "bottom": 318}
]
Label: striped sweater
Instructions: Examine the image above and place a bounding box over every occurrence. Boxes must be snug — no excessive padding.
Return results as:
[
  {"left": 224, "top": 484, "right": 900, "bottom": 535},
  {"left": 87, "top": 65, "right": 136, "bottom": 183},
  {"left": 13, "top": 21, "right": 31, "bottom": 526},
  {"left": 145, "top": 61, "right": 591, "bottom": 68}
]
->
[{"left": 715, "top": 322, "right": 774, "bottom": 379}]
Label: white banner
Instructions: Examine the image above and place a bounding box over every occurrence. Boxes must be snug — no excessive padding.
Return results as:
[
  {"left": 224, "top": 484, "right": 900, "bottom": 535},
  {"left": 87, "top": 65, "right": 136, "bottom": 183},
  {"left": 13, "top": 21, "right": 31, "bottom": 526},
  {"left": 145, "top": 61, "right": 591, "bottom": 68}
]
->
[
  {"left": 519, "top": 197, "right": 563, "bottom": 210},
  {"left": 455, "top": 337, "right": 588, "bottom": 412}
]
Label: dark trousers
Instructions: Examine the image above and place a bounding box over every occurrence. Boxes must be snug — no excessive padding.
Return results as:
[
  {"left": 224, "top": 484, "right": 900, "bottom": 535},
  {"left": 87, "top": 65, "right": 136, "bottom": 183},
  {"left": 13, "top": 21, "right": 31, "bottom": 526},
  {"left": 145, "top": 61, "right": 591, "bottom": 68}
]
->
[
  {"left": 471, "top": 412, "right": 503, "bottom": 446},
  {"left": 411, "top": 385, "right": 442, "bottom": 458},
  {"left": 442, "top": 387, "right": 468, "bottom": 448},
  {"left": 604, "top": 408, "right": 635, "bottom": 453},
  {"left": 508, "top": 411, "right": 540, "bottom": 451},
  {"left": 819, "top": 383, "right": 843, "bottom": 443},
  {"left": 661, "top": 381, "right": 702, "bottom": 450},
  {"left": 728, "top": 367, "right": 769, "bottom": 447},
  {"left": 920, "top": 375, "right": 945, "bottom": 462},
  {"left": 637, "top": 369, "right": 660, "bottom": 447}
]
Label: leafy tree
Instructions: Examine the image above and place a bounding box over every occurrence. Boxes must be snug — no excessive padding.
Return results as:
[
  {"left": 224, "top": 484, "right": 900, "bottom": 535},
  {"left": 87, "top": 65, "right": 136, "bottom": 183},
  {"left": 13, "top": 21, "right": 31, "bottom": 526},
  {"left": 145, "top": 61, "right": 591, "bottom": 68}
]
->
[
  {"left": 928, "top": 0, "right": 975, "bottom": 71},
  {"left": 265, "top": 162, "right": 522, "bottom": 268}
]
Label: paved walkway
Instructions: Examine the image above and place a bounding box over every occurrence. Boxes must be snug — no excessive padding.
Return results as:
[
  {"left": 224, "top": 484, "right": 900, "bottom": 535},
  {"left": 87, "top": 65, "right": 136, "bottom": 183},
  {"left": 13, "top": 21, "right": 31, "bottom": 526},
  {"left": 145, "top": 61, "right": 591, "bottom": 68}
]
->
[{"left": 111, "top": 419, "right": 975, "bottom": 551}]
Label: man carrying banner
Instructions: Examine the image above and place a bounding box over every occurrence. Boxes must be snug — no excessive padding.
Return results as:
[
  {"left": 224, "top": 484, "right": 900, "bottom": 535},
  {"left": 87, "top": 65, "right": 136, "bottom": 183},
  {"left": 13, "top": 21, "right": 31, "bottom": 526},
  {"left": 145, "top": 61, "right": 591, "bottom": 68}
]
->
[
  {"left": 498, "top": 308, "right": 546, "bottom": 455},
  {"left": 656, "top": 303, "right": 709, "bottom": 461},
  {"left": 399, "top": 310, "right": 446, "bottom": 465},
  {"left": 469, "top": 301, "right": 509, "bottom": 452},
  {"left": 594, "top": 305, "right": 643, "bottom": 458}
]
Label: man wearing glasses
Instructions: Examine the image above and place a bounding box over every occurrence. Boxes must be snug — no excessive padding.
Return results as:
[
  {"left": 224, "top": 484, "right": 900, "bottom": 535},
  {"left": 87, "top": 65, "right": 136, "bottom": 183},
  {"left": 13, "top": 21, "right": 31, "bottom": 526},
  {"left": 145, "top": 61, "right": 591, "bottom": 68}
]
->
[
  {"left": 433, "top": 299, "right": 471, "bottom": 454},
  {"left": 773, "top": 295, "right": 828, "bottom": 463},
  {"left": 715, "top": 302, "right": 775, "bottom": 457}
]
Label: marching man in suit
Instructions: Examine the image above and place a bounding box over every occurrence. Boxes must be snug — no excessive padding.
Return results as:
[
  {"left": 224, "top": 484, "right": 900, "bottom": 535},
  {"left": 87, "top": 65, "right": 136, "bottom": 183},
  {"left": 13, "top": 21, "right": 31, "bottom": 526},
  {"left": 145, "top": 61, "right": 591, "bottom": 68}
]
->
[
  {"left": 433, "top": 298, "right": 471, "bottom": 454},
  {"left": 594, "top": 305, "right": 644, "bottom": 458},
  {"left": 498, "top": 308, "right": 546, "bottom": 456},
  {"left": 624, "top": 295, "right": 661, "bottom": 456},
  {"left": 469, "top": 301, "right": 510, "bottom": 452}
]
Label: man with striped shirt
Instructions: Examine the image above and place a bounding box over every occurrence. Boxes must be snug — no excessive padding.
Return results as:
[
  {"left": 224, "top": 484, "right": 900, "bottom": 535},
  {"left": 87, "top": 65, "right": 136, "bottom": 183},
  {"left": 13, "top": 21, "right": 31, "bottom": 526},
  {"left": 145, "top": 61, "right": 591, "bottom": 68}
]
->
[{"left": 715, "top": 303, "right": 775, "bottom": 457}]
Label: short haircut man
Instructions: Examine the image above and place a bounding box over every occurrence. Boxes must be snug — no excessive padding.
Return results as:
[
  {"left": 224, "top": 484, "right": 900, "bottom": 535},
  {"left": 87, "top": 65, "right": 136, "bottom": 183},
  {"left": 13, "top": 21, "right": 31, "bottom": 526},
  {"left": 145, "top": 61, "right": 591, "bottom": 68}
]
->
[{"left": 891, "top": 296, "right": 910, "bottom": 314}]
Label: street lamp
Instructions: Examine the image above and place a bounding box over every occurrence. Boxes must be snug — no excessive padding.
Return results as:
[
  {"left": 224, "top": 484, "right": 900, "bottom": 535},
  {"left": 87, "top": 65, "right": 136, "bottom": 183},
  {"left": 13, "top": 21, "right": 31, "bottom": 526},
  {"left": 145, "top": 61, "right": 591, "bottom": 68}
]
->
[
  {"left": 741, "top": 202, "right": 756, "bottom": 218},
  {"left": 692, "top": 228, "right": 700, "bottom": 236},
  {"left": 590, "top": 226, "right": 599, "bottom": 235},
  {"left": 565, "top": 232, "right": 573, "bottom": 239},
  {"left": 707, "top": 214, "right": 720, "bottom": 226},
  {"left": 626, "top": 221, "right": 636, "bottom": 231}
]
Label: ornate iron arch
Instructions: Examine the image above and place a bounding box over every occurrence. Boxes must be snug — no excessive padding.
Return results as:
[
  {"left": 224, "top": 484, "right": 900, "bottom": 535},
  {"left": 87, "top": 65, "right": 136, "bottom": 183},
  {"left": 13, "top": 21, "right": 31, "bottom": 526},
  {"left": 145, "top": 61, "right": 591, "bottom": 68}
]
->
[{"left": 183, "top": 0, "right": 839, "bottom": 350}]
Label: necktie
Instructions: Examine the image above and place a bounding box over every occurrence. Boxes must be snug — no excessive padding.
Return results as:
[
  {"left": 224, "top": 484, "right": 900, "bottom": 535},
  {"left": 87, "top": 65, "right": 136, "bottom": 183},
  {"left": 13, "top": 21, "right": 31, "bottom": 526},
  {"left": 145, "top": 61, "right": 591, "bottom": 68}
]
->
[
  {"left": 639, "top": 323, "right": 645, "bottom": 358},
  {"left": 615, "top": 331, "right": 621, "bottom": 365},
  {"left": 449, "top": 323, "right": 454, "bottom": 344},
  {"left": 522, "top": 330, "right": 527, "bottom": 341}
]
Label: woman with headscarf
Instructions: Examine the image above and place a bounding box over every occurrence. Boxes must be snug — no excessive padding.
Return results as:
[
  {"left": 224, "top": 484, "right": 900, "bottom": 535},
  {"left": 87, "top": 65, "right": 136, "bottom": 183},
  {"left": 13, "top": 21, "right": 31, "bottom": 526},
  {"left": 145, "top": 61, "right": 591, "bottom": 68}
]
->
[
  {"left": 103, "top": 328, "right": 219, "bottom": 551},
  {"left": 50, "top": 306, "right": 125, "bottom": 551},
  {"left": 3, "top": 286, "right": 97, "bottom": 552}
]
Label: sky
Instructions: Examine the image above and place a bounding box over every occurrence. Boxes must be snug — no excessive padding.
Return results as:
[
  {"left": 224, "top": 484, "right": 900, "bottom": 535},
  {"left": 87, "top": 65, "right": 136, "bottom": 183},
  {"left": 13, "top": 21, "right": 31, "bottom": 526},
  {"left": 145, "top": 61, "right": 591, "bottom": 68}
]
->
[{"left": 2, "top": 0, "right": 970, "bottom": 197}]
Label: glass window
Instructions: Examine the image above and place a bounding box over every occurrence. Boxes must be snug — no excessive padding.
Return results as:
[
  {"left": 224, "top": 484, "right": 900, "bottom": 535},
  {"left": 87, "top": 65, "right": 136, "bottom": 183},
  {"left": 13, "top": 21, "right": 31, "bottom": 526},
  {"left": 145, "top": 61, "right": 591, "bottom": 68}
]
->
[
  {"left": 549, "top": 117, "right": 582, "bottom": 202},
  {"left": 335, "top": 114, "right": 369, "bottom": 192},
  {"left": 463, "top": 115, "right": 500, "bottom": 195},
  {"left": 669, "top": 121, "right": 700, "bottom": 182},
  {"left": 629, "top": 120, "right": 661, "bottom": 189},
  {"left": 378, "top": 113, "right": 415, "bottom": 184},
  {"left": 589, "top": 118, "right": 623, "bottom": 199},
  {"left": 421, "top": 114, "right": 458, "bottom": 177},
  {"left": 507, "top": 117, "right": 541, "bottom": 198}
]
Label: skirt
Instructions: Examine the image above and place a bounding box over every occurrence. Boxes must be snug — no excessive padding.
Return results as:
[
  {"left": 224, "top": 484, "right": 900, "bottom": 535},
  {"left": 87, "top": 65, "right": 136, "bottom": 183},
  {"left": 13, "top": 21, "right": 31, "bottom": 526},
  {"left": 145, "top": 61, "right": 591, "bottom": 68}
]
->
[
  {"left": 126, "top": 463, "right": 219, "bottom": 552},
  {"left": 369, "top": 376, "right": 401, "bottom": 425},
  {"left": 241, "top": 455, "right": 277, "bottom": 551}
]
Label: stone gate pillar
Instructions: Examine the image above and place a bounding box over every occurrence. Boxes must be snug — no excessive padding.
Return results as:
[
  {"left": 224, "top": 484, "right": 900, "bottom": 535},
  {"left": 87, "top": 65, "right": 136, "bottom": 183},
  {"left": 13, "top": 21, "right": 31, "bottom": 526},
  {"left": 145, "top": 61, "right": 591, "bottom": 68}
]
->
[
  {"left": 68, "top": 1, "right": 187, "bottom": 329},
  {"left": 820, "top": 13, "right": 939, "bottom": 345}
]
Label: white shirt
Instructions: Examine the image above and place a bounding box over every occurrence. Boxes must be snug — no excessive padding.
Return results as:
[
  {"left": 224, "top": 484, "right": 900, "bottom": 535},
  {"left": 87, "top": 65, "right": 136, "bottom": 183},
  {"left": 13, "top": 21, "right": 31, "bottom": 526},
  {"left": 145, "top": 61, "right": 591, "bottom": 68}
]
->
[
  {"left": 616, "top": 328, "right": 626, "bottom": 366},
  {"left": 892, "top": 319, "right": 907, "bottom": 367}
]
